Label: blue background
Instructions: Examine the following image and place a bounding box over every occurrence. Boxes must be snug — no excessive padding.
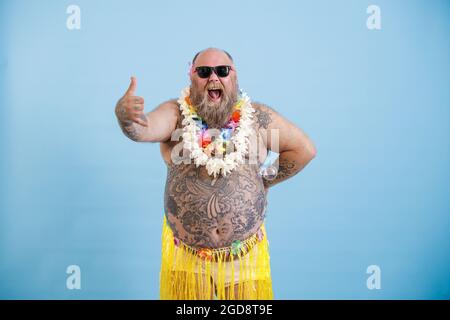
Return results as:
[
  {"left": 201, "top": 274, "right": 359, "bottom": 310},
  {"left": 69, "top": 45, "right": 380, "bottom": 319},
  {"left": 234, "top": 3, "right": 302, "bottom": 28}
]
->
[{"left": 0, "top": 0, "right": 449, "bottom": 299}]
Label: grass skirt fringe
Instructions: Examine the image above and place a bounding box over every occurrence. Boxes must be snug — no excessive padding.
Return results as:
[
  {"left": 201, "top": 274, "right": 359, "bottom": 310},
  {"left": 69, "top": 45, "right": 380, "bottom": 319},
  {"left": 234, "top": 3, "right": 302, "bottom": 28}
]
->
[{"left": 159, "top": 215, "right": 273, "bottom": 300}]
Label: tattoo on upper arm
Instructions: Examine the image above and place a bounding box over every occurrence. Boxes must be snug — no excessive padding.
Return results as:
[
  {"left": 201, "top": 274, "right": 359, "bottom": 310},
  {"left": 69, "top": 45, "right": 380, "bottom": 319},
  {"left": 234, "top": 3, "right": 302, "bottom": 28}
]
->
[{"left": 255, "top": 104, "right": 273, "bottom": 129}]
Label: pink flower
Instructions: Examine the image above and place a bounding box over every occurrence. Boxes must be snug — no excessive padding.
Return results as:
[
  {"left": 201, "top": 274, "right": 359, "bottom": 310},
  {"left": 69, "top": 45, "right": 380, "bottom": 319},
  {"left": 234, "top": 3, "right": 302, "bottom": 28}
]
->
[{"left": 257, "top": 229, "right": 264, "bottom": 241}]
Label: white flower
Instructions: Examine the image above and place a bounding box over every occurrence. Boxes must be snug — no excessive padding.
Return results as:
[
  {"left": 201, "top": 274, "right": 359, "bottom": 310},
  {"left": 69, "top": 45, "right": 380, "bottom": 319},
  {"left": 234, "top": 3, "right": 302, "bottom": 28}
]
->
[{"left": 178, "top": 86, "right": 255, "bottom": 177}]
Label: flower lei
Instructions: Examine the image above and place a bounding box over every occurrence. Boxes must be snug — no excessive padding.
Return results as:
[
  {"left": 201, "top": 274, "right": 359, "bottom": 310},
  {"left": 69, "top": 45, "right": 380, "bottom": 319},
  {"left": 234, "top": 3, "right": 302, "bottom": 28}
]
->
[{"left": 177, "top": 86, "right": 255, "bottom": 177}]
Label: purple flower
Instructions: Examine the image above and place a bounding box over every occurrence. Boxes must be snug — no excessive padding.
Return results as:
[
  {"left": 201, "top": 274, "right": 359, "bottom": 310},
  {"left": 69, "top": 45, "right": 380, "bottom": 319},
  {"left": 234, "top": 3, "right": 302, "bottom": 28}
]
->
[
  {"left": 227, "top": 121, "right": 238, "bottom": 130},
  {"left": 257, "top": 229, "right": 264, "bottom": 241}
]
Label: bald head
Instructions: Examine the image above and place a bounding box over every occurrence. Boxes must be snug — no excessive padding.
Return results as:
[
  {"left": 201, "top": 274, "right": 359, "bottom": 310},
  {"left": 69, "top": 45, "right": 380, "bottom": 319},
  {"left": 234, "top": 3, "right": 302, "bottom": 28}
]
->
[{"left": 192, "top": 48, "right": 234, "bottom": 67}]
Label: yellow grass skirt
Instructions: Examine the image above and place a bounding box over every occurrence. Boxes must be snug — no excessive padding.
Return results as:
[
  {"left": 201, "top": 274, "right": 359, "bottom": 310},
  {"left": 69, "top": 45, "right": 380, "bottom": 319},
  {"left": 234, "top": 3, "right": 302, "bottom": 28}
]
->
[{"left": 159, "top": 215, "right": 273, "bottom": 300}]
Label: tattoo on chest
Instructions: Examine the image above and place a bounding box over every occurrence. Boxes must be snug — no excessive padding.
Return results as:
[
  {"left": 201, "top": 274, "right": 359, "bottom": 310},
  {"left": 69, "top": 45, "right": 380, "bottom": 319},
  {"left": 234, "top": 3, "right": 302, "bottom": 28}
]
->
[{"left": 164, "top": 163, "right": 267, "bottom": 247}]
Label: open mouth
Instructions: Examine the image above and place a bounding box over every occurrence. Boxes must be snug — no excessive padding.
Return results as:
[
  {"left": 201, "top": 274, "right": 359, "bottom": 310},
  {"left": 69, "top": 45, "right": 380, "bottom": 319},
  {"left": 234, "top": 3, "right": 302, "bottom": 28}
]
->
[{"left": 207, "top": 89, "right": 222, "bottom": 101}]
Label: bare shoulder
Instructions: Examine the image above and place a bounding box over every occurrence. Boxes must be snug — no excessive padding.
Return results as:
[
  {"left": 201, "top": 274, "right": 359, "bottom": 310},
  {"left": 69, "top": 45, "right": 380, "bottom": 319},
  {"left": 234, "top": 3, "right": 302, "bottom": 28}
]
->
[
  {"left": 252, "top": 101, "right": 316, "bottom": 155},
  {"left": 252, "top": 102, "right": 279, "bottom": 130}
]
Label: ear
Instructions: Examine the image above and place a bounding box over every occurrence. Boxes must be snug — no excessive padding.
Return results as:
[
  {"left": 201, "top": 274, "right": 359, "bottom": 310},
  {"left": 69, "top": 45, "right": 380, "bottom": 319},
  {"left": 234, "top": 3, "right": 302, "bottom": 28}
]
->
[{"left": 188, "top": 61, "right": 195, "bottom": 77}]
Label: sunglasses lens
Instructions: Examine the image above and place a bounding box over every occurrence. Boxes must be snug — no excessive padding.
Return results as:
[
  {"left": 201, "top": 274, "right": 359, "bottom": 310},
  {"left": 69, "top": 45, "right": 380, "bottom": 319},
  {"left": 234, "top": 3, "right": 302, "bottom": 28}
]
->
[
  {"left": 196, "top": 67, "right": 212, "bottom": 78},
  {"left": 195, "top": 66, "right": 231, "bottom": 78},
  {"left": 216, "top": 66, "right": 230, "bottom": 77}
]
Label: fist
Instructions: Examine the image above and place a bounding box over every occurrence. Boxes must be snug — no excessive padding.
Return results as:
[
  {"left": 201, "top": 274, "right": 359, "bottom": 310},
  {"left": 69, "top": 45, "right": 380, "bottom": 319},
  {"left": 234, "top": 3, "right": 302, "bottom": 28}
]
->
[{"left": 115, "top": 76, "right": 148, "bottom": 127}]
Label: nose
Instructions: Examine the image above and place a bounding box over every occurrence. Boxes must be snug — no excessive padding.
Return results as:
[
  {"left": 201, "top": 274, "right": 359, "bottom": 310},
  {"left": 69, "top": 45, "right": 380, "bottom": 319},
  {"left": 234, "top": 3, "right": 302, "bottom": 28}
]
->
[{"left": 208, "top": 70, "right": 220, "bottom": 82}]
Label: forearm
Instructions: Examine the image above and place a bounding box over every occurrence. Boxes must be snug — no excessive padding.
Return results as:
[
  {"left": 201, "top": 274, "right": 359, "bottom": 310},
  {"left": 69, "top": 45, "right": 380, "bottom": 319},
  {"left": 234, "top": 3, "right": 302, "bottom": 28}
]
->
[
  {"left": 263, "top": 149, "right": 312, "bottom": 188},
  {"left": 117, "top": 114, "right": 150, "bottom": 142}
]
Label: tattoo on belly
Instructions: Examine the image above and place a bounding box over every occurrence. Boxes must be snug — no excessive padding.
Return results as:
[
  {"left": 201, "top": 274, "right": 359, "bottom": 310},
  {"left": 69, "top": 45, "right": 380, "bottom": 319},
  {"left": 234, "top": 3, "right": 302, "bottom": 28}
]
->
[{"left": 164, "top": 163, "right": 267, "bottom": 248}]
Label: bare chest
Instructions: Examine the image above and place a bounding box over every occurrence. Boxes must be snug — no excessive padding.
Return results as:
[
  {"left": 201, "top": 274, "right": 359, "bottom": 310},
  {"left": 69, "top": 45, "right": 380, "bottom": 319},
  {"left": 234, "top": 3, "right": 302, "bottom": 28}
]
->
[{"left": 163, "top": 162, "right": 267, "bottom": 248}]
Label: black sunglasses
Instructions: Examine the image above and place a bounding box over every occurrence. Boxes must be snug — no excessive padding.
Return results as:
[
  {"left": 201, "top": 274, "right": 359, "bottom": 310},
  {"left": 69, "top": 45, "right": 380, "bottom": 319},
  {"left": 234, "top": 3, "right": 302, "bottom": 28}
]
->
[{"left": 194, "top": 65, "right": 233, "bottom": 78}]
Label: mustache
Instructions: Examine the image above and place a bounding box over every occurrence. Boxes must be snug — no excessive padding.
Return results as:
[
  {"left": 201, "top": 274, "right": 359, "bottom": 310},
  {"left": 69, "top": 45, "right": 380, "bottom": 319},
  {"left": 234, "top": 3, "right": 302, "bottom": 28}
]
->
[
  {"left": 189, "top": 85, "right": 238, "bottom": 128},
  {"left": 206, "top": 83, "right": 223, "bottom": 90}
]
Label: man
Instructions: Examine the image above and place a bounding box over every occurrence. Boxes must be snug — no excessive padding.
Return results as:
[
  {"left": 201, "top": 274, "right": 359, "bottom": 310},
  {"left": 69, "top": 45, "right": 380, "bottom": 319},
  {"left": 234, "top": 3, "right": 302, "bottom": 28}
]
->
[{"left": 115, "top": 48, "right": 316, "bottom": 300}]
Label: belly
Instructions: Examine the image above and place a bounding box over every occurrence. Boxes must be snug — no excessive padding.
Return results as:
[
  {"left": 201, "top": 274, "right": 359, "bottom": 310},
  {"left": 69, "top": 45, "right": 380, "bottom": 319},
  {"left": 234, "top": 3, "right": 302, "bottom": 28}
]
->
[{"left": 164, "top": 162, "right": 267, "bottom": 249}]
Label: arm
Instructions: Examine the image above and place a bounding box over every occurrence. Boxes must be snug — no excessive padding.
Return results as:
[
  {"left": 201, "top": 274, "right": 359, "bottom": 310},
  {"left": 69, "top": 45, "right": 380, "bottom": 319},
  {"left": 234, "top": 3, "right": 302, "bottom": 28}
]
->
[
  {"left": 115, "top": 77, "right": 179, "bottom": 143},
  {"left": 116, "top": 99, "right": 179, "bottom": 143},
  {"left": 253, "top": 103, "right": 317, "bottom": 189}
]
